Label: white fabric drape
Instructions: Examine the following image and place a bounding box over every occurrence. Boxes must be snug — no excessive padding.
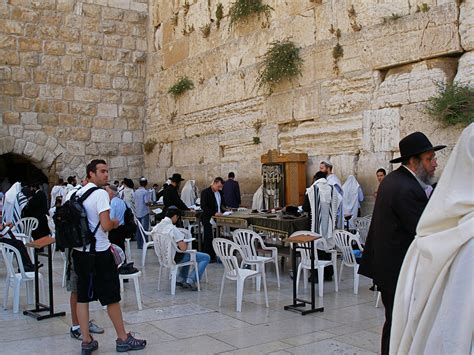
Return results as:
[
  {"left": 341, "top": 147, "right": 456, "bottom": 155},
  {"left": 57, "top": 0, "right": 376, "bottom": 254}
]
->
[
  {"left": 1, "top": 182, "right": 28, "bottom": 225},
  {"left": 306, "top": 178, "right": 341, "bottom": 243},
  {"left": 181, "top": 180, "right": 199, "bottom": 208},
  {"left": 327, "top": 174, "right": 344, "bottom": 228},
  {"left": 342, "top": 175, "right": 364, "bottom": 228},
  {"left": 390, "top": 123, "right": 474, "bottom": 355},
  {"left": 252, "top": 185, "right": 264, "bottom": 211}
]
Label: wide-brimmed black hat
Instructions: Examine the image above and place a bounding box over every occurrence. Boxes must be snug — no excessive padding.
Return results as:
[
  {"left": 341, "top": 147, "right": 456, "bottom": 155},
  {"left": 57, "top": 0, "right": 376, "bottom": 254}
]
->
[
  {"left": 169, "top": 173, "right": 184, "bottom": 183},
  {"left": 390, "top": 132, "right": 446, "bottom": 164}
]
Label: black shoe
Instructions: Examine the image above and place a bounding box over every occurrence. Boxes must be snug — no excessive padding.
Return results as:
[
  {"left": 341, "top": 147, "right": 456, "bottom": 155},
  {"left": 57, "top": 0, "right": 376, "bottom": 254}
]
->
[
  {"left": 209, "top": 259, "right": 217, "bottom": 264},
  {"left": 176, "top": 281, "right": 185, "bottom": 288},
  {"left": 183, "top": 282, "right": 198, "bottom": 291},
  {"left": 81, "top": 336, "right": 98, "bottom": 354}
]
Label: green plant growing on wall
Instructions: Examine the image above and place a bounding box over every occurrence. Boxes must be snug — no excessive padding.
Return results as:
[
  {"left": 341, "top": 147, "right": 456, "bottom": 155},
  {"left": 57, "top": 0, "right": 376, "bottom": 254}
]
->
[
  {"left": 332, "top": 42, "right": 344, "bottom": 75},
  {"left": 216, "top": 3, "right": 224, "bottom": 28},
  {"left": 183, "top": 0, "right": 190, "bottom": 16},
  {"left": 253, "top": 136, "right": 261, "bottom": 144},
  {"left": 171, "top": 12, "right": 178, "bottom": 27},
  {"left": 228, "top": 0, "right": 273, "bottom": 30},
  {"left": 416, "top": 3, "right": 430, "bottom": 12},
  {"left": 168, "top": 77, "right": 194, "bottom": 97},
  {"left": 144, "top": 138, "right": 158, "bottom": 154},
  {"left": 182, "top": 24, "right": 195, "bottom": 35},
  {"left": 256, "top": 40, "right": 303, "bottom": 95},
  {"left": 425, "top": 82, "right": 474, "bottom": 126},
  {"left": 383, "top": 13, "right": 402, "bottom": 23},
  {"left": 200, "top": 23, "right": 211, "bottom": 38},
  {"left": 347, "top": 5, "right": 362, "bottom": 31}
]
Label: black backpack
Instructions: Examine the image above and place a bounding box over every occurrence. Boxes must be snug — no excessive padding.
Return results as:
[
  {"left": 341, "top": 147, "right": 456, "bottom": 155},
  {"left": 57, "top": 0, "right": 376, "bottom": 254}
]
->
[
  {"left": 54, "top": 187, "right": 100, "bottom": 252},
  {"left": 123, "top": 206, "right": 137, "bottom": 238}
]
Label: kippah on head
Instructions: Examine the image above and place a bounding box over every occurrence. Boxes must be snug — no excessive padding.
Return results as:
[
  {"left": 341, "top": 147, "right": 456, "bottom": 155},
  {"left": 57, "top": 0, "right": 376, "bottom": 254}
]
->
[
  {"left": 321, "top": 160, "right": 333, "bottom": 168},
  {"left": 166, "top": 205, "right": 183, "bottom": 218}
]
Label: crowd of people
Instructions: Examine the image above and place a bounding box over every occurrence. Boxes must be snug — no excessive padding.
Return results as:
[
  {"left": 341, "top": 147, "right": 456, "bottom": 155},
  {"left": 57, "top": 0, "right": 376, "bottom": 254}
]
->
[{"left": 0, "top": 124, "right": 472, "bottom": 354}]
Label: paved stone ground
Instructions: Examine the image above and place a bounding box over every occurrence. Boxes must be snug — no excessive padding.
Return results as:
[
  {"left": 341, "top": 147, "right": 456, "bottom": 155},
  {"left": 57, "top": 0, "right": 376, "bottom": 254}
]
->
[{"left": 0, "top": 243, "right": 385, "bottom": 354}]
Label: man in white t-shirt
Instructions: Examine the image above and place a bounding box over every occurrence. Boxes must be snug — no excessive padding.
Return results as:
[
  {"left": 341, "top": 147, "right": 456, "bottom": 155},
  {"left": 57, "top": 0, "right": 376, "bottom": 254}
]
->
[{"left": 72, "top": 159, "right": 146, "bottom": 354}]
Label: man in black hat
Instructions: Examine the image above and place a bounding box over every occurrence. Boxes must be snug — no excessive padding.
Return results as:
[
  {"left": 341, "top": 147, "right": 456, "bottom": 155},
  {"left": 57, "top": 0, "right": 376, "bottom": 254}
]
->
[
  {"left": 359, "top": 132, "right": 446, "bottom": 355},
  {"left": 162, "top": 173, "right": 189, "bottom": 212}
]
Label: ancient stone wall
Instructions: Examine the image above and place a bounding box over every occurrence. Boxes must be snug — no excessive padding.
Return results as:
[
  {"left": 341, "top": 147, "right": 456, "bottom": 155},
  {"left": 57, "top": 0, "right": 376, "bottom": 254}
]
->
[
  {"left": 145, "top": 0, "right": 473, "bottom": 210},
  {"left": 0, "top": 0, "right": 148, "bottom": 181}
]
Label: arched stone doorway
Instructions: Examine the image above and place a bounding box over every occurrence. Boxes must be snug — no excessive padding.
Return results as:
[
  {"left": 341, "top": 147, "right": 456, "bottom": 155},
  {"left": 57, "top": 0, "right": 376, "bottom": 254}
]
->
[
  {"left": 0, "top": 136, "right": 86, "bottom": 189},
  {"left": 0, "top": 153, "right": 49, "bottom": 192}
]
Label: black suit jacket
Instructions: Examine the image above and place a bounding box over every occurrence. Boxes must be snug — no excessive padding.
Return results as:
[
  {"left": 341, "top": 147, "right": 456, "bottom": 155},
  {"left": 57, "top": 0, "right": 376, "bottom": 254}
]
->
[
  {"left": 200, "top": 186, "right": 225, "bottom": 222},
  {"left": 359, "top": 166, "right": 429, "bottom": 294},
  {"left": 162, "top": 184, "right": 189, "bottom": 211}
]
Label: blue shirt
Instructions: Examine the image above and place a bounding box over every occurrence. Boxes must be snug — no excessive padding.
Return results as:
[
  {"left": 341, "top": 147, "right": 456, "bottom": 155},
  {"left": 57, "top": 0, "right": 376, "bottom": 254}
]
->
[
  {"left": 110, "top": 196, "right": 127, "bottom": 226},
  {"left": 134, "top": 187, "right": 150, "bottom": 218}
]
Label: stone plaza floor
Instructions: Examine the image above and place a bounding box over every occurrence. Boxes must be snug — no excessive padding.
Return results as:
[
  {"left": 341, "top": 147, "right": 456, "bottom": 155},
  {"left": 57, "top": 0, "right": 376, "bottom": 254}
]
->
[{"left": 0, "top": 244, "right": 385, "bottom": 354}]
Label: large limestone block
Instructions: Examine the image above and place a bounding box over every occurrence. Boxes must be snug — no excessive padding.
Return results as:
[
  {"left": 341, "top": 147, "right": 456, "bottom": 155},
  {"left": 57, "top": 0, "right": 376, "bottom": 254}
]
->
[
  {"left": 172, "top": 135, "right": 220, "bottom": 167},
  {"left": 320, "top": 70, "right": 376, "bottom": 117},
  {"left": 363, "top": 3, "right": 462, "bottom": 69},
  {"left": 279, "top": 115, "right": 363, "bottom": 156},
  {"left": 372, "top": 58, "right": 458, "bottom": 109},
  {"left": 362, "top": 108, "right": 400, "bottom": 153},
  {"left": 454, "top": 51, "right": 474, "bottom": 86},
  {"left": 460, "top": 0, "right": 473, "bottom": 51}
]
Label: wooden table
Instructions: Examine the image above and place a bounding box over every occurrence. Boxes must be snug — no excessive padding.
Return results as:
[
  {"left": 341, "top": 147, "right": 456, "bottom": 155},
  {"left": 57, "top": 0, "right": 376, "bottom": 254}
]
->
[
  {"left": 24, "top": 236, "right": 66, "bottom": 321},
  {"left": 284, "top": 234, "right": 324, "bottom": 315}
]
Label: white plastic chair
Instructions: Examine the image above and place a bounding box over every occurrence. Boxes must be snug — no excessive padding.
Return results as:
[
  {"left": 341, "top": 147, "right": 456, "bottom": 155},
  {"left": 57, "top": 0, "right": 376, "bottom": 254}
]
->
[
  {"left": 60, "top": 251, "right": 68, "bottom": 288},
  {"left": 13, "top": 217, "right": 38, "bottom": 260},
  {"left": 46, "top": 214, "right": 57, "bottom": 262},
  {"left": 125, "top": 238, "right": 132, "bottom": 262},
  {"left": 119, "top": 271, "right": 142, "bottom": 310},
  {"left": 0, "top": 242, "right": 45, "bottom": 313},
  {"left": 289, "top": 230, "right": 339, "bottom": 298},
  {"left": 152, "top": 229, "right": 200, "bottom": 295},
  {"left": 333, "top": 230, "right": 364, "bottom": 294},
  {"left": 232, "top": 229, "right": 280, "bottom": 289},
  {"left": 135, "top": 217, "right": 154, "bottom": 268},
  {"left": 352, "top": 216, "right": 371, "bottom": 244},
  {"left": 213, "top": 238, "right": 269, "bottom": 312}
]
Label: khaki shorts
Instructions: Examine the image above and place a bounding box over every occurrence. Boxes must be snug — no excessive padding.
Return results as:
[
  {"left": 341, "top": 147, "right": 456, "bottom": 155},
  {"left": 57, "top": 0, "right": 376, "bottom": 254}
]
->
[{"left": 65, "top": 249, "right": 78, "bottom": 293}]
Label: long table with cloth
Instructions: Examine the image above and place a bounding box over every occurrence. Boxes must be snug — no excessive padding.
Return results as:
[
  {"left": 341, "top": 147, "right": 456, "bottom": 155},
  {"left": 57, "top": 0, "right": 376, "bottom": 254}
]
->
[{"left": 213, "top": 211, "right": 310, "bottom": 244}]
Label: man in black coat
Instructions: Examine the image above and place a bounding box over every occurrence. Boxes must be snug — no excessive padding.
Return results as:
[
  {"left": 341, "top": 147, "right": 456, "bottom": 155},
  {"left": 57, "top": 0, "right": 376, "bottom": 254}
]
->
[
  {"left": 200, "top": 177, "right": 225, "bottom": 261},
  {"left": 222, "top": 172, "right": 241, "bottom": 209},
  {"left": 22, "top": 182, "right": 50, "bottom": 240},
  {"left": 162, "top": 173, "right": 189, "bottom": 212},
  {"left": 359, "top": 132, "right": 445, "bottom": 355}
]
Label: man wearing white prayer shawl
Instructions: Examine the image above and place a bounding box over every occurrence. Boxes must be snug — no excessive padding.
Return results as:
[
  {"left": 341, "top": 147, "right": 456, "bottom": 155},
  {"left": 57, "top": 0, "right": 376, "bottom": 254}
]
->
[
  {"left": 390, "top": 124, "right": 473, "bottom": 355},
  {"left": 181, "top": 180, "right": 199, "bottom": 208},
  {"left": 252, "top": 185, "right": 264, "bottom": 211},
  {"left": 342, "top": 175, "right": 364, "bottom": 229},
  {"left": 303, "top": 171, "right": 342, "bottom": 243},
  {"left": 320, "top": 160, "right": 344, "bottom": 229},
  {"left": 1, "top": 182, "right": 28, "bottom": 225}
]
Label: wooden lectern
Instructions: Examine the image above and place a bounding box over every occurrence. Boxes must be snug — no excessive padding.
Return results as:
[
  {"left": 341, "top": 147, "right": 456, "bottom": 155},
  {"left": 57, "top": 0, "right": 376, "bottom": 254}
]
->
[{"left": 261, "top": 150, "right": 308, "bottom": 208}]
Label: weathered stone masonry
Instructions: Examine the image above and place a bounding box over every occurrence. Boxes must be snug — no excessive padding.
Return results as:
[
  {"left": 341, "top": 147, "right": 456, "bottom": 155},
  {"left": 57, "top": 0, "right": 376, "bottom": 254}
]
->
[
  {"left": 0, "top": 0, "right": 148, "bottom": 181},
  {"left": 0, "top": 0, "right": 472, "bottom": 211},
  {"left": 145, "top": 0, "right": 473, "bottom": 210}
]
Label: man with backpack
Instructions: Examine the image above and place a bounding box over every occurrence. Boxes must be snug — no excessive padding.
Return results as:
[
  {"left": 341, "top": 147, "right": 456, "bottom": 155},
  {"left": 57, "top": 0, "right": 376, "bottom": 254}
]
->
[{"left": 60, "top": 160, "right": 146, "bottom": 354}]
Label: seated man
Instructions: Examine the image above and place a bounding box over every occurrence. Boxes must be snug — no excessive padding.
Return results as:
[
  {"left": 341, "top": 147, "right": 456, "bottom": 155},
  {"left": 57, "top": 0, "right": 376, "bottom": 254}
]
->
[
  {"left": 152, "top": 206, "right": 209, "bottom": 291},
  {"left": 0, "top": 222, "right": 36, "bottom": 272}
]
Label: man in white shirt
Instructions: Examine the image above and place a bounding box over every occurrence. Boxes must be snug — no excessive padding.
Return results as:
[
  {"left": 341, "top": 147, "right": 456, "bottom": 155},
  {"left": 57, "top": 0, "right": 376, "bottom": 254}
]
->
[
  {"left": 50, "top": 178, "right": 66, "bottom": 208},
  {"left": 72, "top": 159, "right": 146, "bottom": 353},
  {"left": 152, "top": 206, "right": 210, "bottom": 290}
]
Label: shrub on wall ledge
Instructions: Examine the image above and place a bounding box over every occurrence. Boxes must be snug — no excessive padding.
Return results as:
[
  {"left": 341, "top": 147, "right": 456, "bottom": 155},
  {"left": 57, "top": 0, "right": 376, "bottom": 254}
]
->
[
  {"left": 256, "top": 40, "right": 303, "bottom": 95},
  {"left": 168, "top": 77, "right": 194, "bottom": 98},
  {"left": 228, "top": 0, "right": 273, "bottom": 29},
  {"left": 144, "top": 138, "right": 158, "bottom": 154},
  {"left": 426, "top": 82, "right": 474, "bottom": 126}
]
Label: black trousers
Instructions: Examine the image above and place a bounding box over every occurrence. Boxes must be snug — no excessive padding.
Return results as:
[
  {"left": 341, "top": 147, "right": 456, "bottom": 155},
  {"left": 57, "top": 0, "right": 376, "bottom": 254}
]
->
[
  {"left": 380, "top": 288, "right": 395, "bottom": 355},
  {"left": 202, "top": 217, "right": 216, "bottom": 260},
  {"left": 1, "top": 237, "right": 34, "bottom": 268}
]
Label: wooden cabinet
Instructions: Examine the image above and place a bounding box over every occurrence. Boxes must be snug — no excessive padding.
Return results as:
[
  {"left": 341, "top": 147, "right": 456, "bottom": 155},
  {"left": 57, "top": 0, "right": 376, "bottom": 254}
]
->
[{"left": 261, "top": 150, "right": 308, "bottom": 208}]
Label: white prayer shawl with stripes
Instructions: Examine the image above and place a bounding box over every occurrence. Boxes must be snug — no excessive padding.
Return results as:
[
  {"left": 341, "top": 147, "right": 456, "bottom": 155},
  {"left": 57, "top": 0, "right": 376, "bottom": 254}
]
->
[
  {"left": 327, "top": 174, "right": 344, "bottom": 228},
  {"left": 1, "top": 182, "right": 28, "bottom": 225},
  {"left": 306, "top": 178, "right": 341, "bottom": 244}
]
